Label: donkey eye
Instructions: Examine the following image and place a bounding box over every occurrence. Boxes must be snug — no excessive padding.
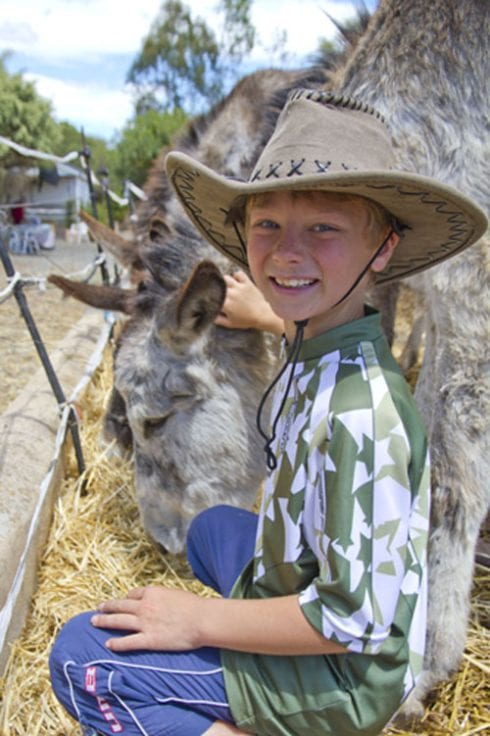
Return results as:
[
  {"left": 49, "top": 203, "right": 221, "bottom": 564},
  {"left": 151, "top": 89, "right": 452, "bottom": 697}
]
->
[{"left": 143, "top": 416, "right": 168, "bottom": 438}]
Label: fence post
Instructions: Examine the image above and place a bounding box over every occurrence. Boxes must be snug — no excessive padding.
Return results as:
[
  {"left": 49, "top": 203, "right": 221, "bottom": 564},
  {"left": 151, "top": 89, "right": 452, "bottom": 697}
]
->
[
  {"left": 0, "top": 234, "right": 85, "bottom": 476},
  {"left": 98, "top": 167, "right": 114, "bottom": 230},
  {"left": 79, "top": 140, "right": 110, "bottom": 285},
  {"left": 124, "top": 179, "right": 137, "bottom": 224},
  {"left": 98, "top": 167, "right": 120, "bottom": 283}
]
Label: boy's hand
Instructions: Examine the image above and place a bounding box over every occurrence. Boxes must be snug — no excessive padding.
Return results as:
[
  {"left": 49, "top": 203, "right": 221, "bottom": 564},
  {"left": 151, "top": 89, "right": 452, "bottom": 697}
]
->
[
  {"left": 215, "top": 271, "right": 284, "bottom": 335},
  {"left": 92, "top": 588, "right": 346, "bottom": 656},
  {"left": 91, "top": 586, "right": 204, "bottom": 652}
]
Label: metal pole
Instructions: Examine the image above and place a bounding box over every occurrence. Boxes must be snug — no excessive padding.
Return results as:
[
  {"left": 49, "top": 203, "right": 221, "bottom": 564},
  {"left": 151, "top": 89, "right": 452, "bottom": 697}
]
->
[
  {"left": 99, "top": 167, "right": 115, "bottom": 230},
  {"left": 0, "top": 235, "right": 85, "bottom": 475},
  {"left": 98, "top": 167, "right": 120, "bottom": 283},
  {"left": 79, "top": 135, "right": 110, "bottom": 285},
  {"left": 124, "top": 179, "right": 137, "bottom": 224},
  {"left": 80, "top": 142, "right": 98, "bottom": 220}
]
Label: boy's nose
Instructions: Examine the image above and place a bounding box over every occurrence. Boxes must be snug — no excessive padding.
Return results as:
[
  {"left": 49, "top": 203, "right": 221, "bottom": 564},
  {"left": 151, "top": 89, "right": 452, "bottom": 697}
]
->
[{"left": 272, "top": 228, "right": 304, "bottom": 263}]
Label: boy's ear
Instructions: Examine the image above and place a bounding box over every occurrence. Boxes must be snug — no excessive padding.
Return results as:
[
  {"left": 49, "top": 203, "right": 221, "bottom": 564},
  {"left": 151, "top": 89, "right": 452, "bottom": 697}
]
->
[{"left": 370, "top": 231, "right": 400, "bottom": 273}]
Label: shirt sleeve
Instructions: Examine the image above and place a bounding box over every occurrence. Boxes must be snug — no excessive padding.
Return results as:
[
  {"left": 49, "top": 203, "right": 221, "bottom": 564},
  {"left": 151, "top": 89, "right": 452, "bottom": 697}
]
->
[{"left": 298, "top": 350, "right": 428, "bottom": 654}]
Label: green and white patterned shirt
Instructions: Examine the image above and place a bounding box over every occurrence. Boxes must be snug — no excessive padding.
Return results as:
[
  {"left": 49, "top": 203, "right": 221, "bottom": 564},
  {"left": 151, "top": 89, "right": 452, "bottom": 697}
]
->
[{"left": 222, "top": 309, "right": 430, "bottom": 736}]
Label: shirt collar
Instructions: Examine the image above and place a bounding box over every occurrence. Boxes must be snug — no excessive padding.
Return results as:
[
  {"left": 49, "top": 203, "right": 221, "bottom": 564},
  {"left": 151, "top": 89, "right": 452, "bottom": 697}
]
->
[{"left": 291, "top": 307, "right": 384, "bottom": 362}]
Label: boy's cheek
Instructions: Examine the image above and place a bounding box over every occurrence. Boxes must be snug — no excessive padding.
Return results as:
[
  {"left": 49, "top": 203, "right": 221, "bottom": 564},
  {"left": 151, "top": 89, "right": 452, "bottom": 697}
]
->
[{"left": 246, "top": 251, "right": 262, "bottom": 283}]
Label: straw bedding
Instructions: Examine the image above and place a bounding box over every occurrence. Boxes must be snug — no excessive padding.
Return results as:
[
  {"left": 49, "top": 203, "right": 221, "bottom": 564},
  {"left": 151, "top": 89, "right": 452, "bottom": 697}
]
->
[{"left": 0, "top": 299, "right": 489, "bottom": 735}]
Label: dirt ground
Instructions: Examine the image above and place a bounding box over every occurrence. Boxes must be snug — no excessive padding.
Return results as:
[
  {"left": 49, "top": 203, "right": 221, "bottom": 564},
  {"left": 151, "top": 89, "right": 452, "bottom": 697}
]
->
[{"left": 0, "top": 238, "right": 117, "bottom": 413}]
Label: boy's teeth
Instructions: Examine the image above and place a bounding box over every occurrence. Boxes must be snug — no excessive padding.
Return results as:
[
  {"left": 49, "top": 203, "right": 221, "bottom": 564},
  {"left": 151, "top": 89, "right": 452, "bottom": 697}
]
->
[{"left": 275, "top": 277, "right": 314, "bottom": 288}]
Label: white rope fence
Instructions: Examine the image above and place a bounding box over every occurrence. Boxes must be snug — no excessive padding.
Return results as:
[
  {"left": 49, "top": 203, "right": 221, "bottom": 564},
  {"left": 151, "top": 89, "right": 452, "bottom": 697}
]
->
[
  {"left": 0, "top": 135, "right": 79, "bottom": 164},
  {"left": 0, "top": 311, "right": 115, "bottom": 654},
  {"left": 0, "top": 253, "right": 109, "bottom": 305},
  {"left": 0, "top": 131, "right": 141, "bottom": 474},
  {"left": 0, "top": 134, "right": 147, "bottom": 206}
]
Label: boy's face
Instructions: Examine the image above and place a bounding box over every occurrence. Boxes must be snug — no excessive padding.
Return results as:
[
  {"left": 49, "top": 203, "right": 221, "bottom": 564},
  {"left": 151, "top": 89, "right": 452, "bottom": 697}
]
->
[{"left": 246, "top": 191, "right": 397, "bottom": 339}]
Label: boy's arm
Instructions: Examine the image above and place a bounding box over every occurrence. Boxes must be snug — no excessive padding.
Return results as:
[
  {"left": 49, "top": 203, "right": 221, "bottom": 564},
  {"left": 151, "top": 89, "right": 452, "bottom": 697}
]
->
[
  {"left": 215, "top": 270, "right": 284, "bottom": 335},
  {"left": 91, "top": 586, "right": 346, "bottom": 655}
]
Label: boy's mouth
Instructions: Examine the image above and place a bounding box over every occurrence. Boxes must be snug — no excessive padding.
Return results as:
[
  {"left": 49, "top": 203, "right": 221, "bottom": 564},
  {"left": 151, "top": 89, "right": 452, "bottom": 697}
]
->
[{"left": 272, "top": 277, "right": 317, "bottom": 289}]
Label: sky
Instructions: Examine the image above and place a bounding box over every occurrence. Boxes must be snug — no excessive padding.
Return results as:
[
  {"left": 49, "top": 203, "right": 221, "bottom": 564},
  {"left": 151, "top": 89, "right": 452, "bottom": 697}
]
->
[{"left": 0, "top": 0, "right": 377, "bottom": 143}]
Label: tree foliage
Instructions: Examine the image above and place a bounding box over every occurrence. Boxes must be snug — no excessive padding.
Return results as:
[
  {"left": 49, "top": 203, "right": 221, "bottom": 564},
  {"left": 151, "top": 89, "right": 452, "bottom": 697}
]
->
[
  {"left": 127, "top": 0, "right": 255, "bottom": 114},
  {"left": 0, "top": 54, "right": 61, "bottom": 165},
  {"left": 111, "top": 107, "right": 187, "bottom": 188}
]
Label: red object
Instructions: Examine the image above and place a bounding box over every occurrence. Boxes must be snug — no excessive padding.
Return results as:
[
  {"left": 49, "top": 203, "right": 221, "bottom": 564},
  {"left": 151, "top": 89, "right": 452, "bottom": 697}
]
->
[{"left": 11, "top": 205, "right": 24, "bottom": 224}]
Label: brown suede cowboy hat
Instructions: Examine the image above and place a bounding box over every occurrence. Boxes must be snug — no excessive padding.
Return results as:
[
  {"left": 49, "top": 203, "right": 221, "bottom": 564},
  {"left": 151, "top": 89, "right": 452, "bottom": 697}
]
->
[{"left": 165, "top": 88, "right": 488, "bottom": 284}]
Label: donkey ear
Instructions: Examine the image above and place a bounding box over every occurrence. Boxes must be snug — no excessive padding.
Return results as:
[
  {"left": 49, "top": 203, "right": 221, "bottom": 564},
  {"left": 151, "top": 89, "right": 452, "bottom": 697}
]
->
[
  {"left": 80, "top": 211, "right": 138, "bottom": 268},
  {"left": 48, "top": 274, "right": 134, "bottom": 313},
  {"left": 176, "top": 261, "right": 226, "bottom": 336},
  {"left": 149, "top": 216, "right": 171, "bottom": 242}
]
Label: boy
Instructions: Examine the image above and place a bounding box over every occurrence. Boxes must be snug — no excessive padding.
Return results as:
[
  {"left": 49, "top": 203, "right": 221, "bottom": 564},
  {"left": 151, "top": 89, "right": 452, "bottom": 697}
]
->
[{"left": 49, "top": 90, "right": 487, "bottom": 735}]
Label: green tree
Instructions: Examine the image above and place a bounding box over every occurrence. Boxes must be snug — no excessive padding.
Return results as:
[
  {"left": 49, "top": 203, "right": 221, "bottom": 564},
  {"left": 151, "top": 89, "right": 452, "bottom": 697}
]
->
[
  {"left": 220, "top": 0, "right": 256, "bottom": 64},
  {"left": 127, "top": 0, "right": 255, "bottom": 114},
  {"left": 0, "top": 54, "right": 61, "bottom": 164},
  {"left": 112, "top": 107, "right": 187, "bottom": 188}
]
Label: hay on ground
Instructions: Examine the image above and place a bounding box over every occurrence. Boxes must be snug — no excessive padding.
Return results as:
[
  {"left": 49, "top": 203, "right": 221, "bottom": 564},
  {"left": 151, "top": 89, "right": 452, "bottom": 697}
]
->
[{"left": 0, "top": 317, "right": 489, "bottom": 735}]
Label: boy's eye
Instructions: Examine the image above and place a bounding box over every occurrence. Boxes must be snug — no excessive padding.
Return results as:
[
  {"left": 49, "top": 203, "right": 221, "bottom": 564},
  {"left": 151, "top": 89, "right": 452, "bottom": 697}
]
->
[
  {"left": 253, "top": 218, "right": 278, "bottom": 229},
  {"left": 311, "top": 223, "right": 337, "bottom": 233}
]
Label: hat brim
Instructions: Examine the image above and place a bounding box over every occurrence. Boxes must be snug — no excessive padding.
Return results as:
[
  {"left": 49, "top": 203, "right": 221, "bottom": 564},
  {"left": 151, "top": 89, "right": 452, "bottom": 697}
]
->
[{"left": 166, "top": 152, "right": 488, "bottom": 285}]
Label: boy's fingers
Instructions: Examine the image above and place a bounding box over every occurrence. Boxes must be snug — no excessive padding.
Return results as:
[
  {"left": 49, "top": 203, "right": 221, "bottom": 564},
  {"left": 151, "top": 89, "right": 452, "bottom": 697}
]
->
[
  {"left": 215, "top": 314, "right": 231, "bottom": 327},
  {"left": 98, "top": 597, "right": 139, "bottom": 613},
  {"left": 91, "top": 612, "right": 139, "bottom": 631},
  {"left": 233, "top": 270, "right": 248, "bottom": 283},
  {"left": 126, "top": 587, "right": 146, "bottom": 600},
  {"left": 105, "top": 633, "right": 145, "bottom": 652}
]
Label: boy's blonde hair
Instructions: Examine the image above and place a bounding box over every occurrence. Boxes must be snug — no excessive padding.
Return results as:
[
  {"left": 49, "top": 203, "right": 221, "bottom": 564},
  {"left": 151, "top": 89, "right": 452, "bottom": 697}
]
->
[{"left": 242, "top": 190, "right": 394, "bottom": 243}]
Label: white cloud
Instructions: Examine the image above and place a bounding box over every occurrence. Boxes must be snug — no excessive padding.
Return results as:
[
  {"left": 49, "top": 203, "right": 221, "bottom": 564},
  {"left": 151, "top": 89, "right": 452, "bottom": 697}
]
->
[
  {"left": 250, "top": 0, "right": 357, "bottom": 61},
  {"left": 0, "top": 0, "right": 161, "bottom": 58},
  {"left": 1, "top": 0, "right": 371, "bottom": 138},
  {"left": 0, "top": 0, "right": 354, "bottom": 61},
  {"left": 26, "top": 72, "right": 133, "bottom": 139}
]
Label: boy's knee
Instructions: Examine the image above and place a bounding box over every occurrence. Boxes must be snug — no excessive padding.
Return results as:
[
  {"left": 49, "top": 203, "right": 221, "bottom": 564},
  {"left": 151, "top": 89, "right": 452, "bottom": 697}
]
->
[
  {"left": 187, "top": 505, "right": 231, "bottom": 545},
  {"left": 49, "top": 610, "right": 103, "bottom": 679},
  {"left": 187, "top": 505, "right": 256, "bottom": 556},
  {"left": 49, "top": 611, "right": 95, "bottom": 707}
]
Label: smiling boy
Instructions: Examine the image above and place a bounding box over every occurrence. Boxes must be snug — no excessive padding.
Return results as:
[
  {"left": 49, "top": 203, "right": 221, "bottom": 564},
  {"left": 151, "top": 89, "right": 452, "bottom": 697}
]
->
[
  {"left": 49, "top": 90, "right": 487, "bottom": 735},
  {"left": 245, "top": 190, "right": 398, "bottom": 338}
]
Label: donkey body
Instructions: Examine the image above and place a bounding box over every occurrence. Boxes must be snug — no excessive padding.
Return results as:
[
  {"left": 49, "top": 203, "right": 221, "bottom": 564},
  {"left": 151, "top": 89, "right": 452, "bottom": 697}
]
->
[{"left": 331, "top": 0, "right": 489, "bottom": 720}]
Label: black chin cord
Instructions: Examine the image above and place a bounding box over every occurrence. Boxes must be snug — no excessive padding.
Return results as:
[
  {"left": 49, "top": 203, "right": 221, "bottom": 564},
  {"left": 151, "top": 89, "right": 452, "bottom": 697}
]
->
[
  {"left": 255, "top": 230, "right": 395, "bottom": 471},
  {"left": 256, "top": 319, "right": 308, "bottom": 471},
  {"left": 332, "top": 229, "right": 394, "bottom": 308}
]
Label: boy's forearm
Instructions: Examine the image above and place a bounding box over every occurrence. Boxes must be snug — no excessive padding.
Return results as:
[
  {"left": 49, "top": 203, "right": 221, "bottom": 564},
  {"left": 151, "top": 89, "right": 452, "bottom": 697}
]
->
[{"left": 197, "top": 594, "right": 346, "bottom": 656}]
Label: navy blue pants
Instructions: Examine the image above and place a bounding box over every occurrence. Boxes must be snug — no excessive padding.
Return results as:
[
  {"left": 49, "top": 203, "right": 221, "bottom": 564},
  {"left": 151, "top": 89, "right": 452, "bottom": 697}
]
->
[{"left": 49, "top": 505, "right": 258, "bottom": 735}]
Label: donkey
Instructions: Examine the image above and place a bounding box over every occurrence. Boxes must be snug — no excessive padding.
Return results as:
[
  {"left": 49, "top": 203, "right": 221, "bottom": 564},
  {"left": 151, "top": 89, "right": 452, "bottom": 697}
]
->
[
  {"left": 49, "top": 67, "right": 330, "bottom": 553},
  {"left": 123, "top": 260, "right": 276, "bottom": 554},
  {"left": 53, "top": 254, "right": 277, "bottom": 556},
  {"left": 330, "top": 0, "right": 489, "bottom": 722}
]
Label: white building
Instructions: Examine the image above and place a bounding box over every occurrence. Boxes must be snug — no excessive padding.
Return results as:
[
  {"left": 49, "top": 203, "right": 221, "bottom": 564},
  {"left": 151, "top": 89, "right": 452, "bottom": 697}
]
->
[{"left": 25, "top": 162, "right": 91, "bottom": 225}]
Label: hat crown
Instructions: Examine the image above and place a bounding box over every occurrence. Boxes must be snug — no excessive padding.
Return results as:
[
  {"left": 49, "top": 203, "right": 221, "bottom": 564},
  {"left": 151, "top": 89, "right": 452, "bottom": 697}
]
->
[{"left": 250, "top": 89, "right": 395, "bottom": 184}]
